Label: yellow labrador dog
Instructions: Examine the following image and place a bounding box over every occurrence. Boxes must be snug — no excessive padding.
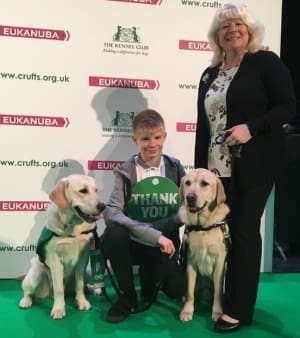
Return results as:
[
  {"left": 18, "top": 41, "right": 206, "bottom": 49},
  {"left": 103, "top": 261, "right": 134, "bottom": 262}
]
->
[
  {"left": 179, "top": 168, "right": 230, "bottom": 322},
  {"left": 19, "top": 174, "right": 106, "bottom": 319}
]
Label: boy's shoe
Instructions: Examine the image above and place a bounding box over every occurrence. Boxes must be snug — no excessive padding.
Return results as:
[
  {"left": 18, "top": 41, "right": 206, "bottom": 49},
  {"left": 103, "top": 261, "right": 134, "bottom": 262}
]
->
[
  {"left": 105, "top": 297, "right": 137, "bottom": 323},
  {"left": 140, "top": 281, "right": 160, "bottom": 303},
  {"left": 137, "top": 281, "right": 161, "bottom": 313},
  {"left": 140, "top": 287, "right": 156, "bottom": 303}
]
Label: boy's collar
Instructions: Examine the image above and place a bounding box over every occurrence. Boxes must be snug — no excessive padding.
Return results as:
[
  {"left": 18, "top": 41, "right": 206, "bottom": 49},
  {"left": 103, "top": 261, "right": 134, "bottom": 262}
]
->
[{"left": 135, "top": 155, "right": 162, "bottom": 169}]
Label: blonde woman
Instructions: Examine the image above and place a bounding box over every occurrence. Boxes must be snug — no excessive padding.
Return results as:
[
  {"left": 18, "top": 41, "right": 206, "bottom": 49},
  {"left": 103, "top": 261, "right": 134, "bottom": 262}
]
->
[{"left": 194, "top": 2, "right": 296, "bottom": 333}]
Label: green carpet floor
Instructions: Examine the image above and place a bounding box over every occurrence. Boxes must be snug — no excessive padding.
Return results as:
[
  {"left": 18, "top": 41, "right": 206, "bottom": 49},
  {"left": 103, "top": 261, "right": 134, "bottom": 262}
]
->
[{"left": 1, "top": 273, "right": 299, "bottom": 338}]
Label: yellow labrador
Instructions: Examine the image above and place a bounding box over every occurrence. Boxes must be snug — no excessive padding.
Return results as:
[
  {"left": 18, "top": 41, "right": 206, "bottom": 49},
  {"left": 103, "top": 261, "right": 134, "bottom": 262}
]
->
[
  {"left": 19, "top": 174, "right": 106, "bottom": 319},
  {"left": 179, "top": 168, "right": 230, "bottom": 322}
]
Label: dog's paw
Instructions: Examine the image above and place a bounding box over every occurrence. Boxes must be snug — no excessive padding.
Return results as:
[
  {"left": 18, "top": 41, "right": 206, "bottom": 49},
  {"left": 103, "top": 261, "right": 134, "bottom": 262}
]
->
[
  {"left": 179, "top": 302, "right": 194, "bottom": 322},
  {"left": 212, "top": 311, "right": 223, "bottom": 322},
  {"left": 179, "top": 310, "right": 194, "bottom": 322},
  {"left": 51, "top": 306, "right": 66, "bottom": 319},
  {"left": 212, "top": 302, "right": 223, "bottom": 322},
  {"left": 19, "top": 295, "right": 33, "bottom": 308},
  {"left": 76, "top": 295, "right": 91, "bottom": 310}
]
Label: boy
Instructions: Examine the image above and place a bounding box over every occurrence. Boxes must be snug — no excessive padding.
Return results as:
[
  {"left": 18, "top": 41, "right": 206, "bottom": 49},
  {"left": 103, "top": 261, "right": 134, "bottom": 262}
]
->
[{"left": 100, "top": 109, "right": 187, "bottom": 323}]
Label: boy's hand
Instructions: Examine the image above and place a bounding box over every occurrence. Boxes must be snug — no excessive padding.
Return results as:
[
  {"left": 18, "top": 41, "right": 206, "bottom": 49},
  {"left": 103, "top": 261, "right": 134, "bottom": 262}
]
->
[{"left": 158, "top": 235, "right": 175, "bottom": 257}]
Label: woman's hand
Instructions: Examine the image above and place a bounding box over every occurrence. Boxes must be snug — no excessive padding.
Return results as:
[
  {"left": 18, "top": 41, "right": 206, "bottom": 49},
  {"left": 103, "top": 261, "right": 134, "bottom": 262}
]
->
[{"left": 225, "top": 124, "right": 252, "bottom": 146}]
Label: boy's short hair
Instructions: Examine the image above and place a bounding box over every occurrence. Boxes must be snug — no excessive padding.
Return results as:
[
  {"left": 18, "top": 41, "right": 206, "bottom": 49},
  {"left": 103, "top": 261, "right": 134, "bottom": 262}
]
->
[{"left": 132, "top": 109, "right": 165, "bottom": 132}]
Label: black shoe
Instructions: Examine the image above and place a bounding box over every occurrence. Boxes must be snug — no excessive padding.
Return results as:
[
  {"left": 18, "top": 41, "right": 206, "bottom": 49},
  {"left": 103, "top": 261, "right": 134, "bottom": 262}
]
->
[
  {"left": 214, "top": 317, "right": 241, "bottom": 333},
  {"left": 105, "top": 298, "right": 136, "bottom": 323},
  {"left": 138, "top": 290, "right": 158, "bottom": 312}
]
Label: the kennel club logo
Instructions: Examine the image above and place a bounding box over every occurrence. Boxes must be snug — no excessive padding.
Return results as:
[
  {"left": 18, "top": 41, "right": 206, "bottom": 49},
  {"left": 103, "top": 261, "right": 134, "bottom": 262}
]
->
[
  {"left": 103, "top": 25, "right": 149, "bottom": 56},
  {"left": 0, "top": 114, "right": 70, "bottom": 127},
  {"left": 107, "top": 0, "right": 162, "bottom": 5},
  {"left": 113, "top": 26, "right": 140, "bottom": 43},
  {"left": 0, "top": 25, "right": 70, "bottom": 41},
  {"left": 127, "top": 176, "right": 179, "bottom": 222},
  {"left": 101, "top": 111, "right": 134, "bottom": 139},
  {"left": 111, "top": 111, "right": 134, "bottom": 127}
]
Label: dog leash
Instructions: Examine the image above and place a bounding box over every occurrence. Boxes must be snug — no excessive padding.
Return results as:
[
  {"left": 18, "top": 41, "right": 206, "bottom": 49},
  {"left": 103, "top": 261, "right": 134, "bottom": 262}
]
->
[
  {"left": 89, "top": 227, "right": 115, "bottom": 305},
  {"left": 90, "top": 227, "right": 161, "bottom": 312},
  {"left": 216, "top": 130, "right": 242, "bottom": 202}
]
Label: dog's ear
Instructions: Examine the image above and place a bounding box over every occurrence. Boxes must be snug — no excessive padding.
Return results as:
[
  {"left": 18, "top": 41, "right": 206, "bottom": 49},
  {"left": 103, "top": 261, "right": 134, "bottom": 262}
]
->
[
  {"left": 49, "top": 179, "right": 70, "bottom": 210},
  {"left": 179, "top": 177, "right": 185, "bottom": 205},
  {"left": 216, "top": 177, "right": 226, "bottom": 205}
]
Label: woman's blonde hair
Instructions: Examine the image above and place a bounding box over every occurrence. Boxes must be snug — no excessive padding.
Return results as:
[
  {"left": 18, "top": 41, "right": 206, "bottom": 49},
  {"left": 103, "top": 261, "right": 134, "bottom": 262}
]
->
[{"left": 208, "top": 2, "right": 266, "bottom": 66}]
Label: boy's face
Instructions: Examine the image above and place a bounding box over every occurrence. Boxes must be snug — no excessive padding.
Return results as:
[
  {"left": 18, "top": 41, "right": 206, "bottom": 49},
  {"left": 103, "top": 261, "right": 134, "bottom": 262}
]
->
[{"left": 132, "top": 126, "right": 167, "bottom": 164}]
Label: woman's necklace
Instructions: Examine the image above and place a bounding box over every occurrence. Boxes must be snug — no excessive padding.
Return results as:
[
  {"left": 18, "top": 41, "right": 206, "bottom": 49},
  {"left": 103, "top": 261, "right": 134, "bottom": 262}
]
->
[
  {"left": 222, "top": 51, "right": 246, "bottom": 70},
  {"left": 221, "top": 61, "right": 240, "bottom": 71}
]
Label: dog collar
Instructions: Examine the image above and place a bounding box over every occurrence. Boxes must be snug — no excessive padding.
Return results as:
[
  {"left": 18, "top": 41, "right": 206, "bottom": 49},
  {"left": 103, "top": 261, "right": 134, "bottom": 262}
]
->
[
  {"left": 61, "top": 210, "right": 82, "bottom": 228},
  {"left": 184, "top": 221, "right": 231, "bottom": 251},
  {"left": 185, "top": 221, "right": 226, "bottom": 233},
  {"left": 80, "top": 224, "right": 97, "bottom": 235}
]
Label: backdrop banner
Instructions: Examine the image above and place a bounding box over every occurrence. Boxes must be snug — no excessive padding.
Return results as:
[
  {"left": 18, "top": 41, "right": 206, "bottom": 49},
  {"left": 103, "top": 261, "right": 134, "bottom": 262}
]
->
[{"left": 0, "top": 0, "right": 282, "bottom": 277}]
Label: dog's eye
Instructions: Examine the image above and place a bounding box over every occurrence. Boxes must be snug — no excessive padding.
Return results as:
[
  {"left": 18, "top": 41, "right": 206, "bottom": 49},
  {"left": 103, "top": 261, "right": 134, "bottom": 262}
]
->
[
  {"left": 185, "top": 180, "right": 191, "bottom": 186},
  {"left": 200, "top": 180, "right": 209, "bottom": 187},
  {"left": 79, "top": 188, "right": 88, "bottom": 194}
]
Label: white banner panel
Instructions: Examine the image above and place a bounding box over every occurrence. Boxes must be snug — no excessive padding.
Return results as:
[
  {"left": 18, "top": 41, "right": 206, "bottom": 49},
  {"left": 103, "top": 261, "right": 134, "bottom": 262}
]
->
[{"left": 0, "top": 0, "right": 282, "bottom": 277}]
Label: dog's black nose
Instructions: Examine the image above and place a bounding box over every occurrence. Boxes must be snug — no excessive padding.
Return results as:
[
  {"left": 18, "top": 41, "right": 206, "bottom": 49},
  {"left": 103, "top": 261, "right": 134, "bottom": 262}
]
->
[
  {"left": 97, "top": 202, "right": 106, "bottom": 212},
  {"left": 186, "top": 193, "right": 197, "bottom": 206}
]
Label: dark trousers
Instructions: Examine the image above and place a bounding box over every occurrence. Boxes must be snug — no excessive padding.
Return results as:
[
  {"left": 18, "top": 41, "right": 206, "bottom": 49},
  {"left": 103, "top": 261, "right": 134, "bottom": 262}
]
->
[
  {"left": 100, "top": 225, "right": 186, "bottom": 305},
  {"left": 221, "top": 178, "right": 273, "bottom": 324}
]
